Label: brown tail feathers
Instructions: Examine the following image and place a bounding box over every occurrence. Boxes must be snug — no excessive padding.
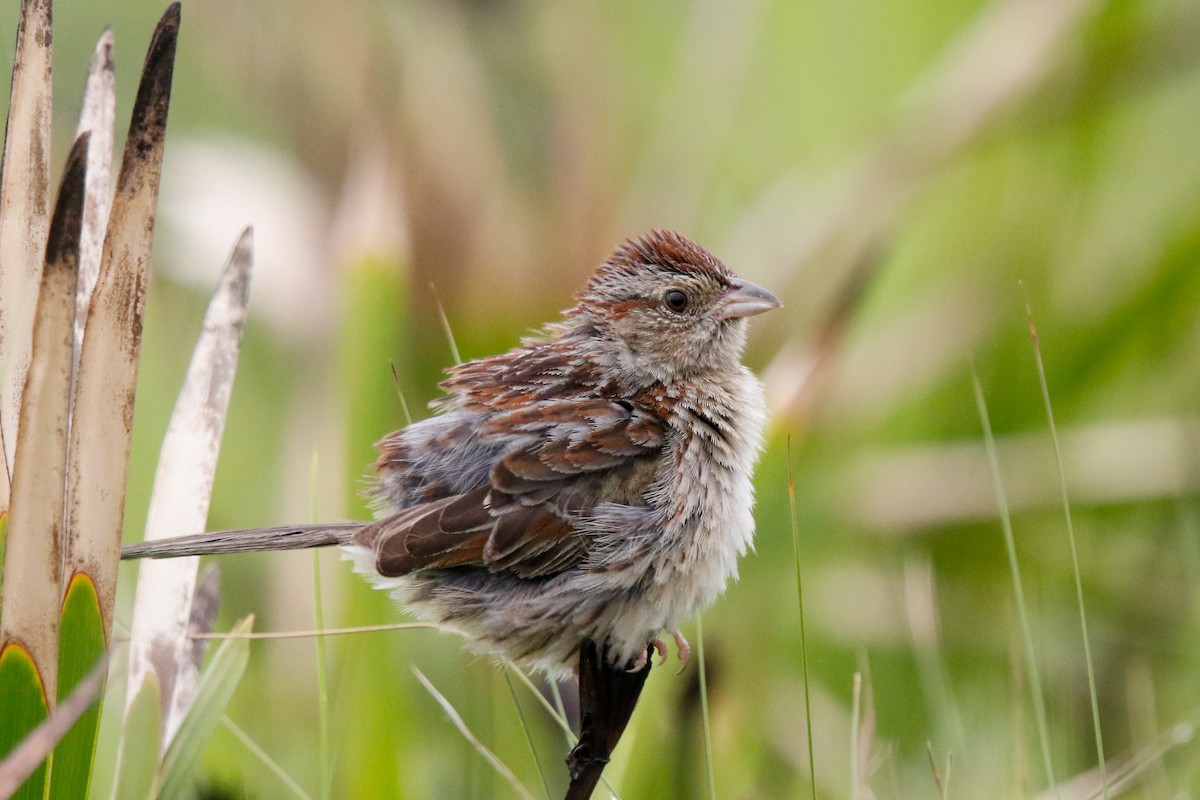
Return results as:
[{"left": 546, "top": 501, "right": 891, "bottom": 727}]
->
[{"left": 120, "top": 523, "right": 363, "bottom": 560}]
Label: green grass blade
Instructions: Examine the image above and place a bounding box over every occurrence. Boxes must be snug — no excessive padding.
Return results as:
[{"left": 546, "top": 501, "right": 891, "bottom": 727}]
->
[
  {"left": 157, "top": 615, "right": 253, "bottom": 800},
  {"left": 220, "top": 716, "right": 312, "bottom": 800},
  {"left": 335, "top": 251, "right": 414, "bottom": 796},
  {"left": 507, "top": 665, "right": 575, "bottom": 743},
  {"left": 431, "top": 284, "right": 462, "bottom": 366},
  {"left": 309, "top": 565, "right": 331, "bottom": 797},
  {"left": 310, "top": 451, "right": 332, "bottom": 800},
  {"left": 1024, "top": 299, "right": 1106, "bottom": 797},
  {"left": 850, "top": 671, "right": 862, "bottom": 800},
  {"left": 787, "top": 438, "right": 818, "bottom": 799},
  {"left": 0, "top": 643, "right": 50, "bottom": 800},
  {"left": 412, "top": 667, "right": 536, "bottom": 800},
  {"left": 53, "top": 572, "right": 107, "bottom": 798},
  {"left": 111, "top": 673, "right": 164, "bottom": 800},
  {"left": 695, "top": 618, "right": 718, "bottom": 800},
  {"left": 503, "top": 668, "right": 552, "bottom": 800},
  {"left": 971, "top": 365, "right": 1057, "bottom": 791},
  {"left": 506, "top": 666, "right": 624, "bottom": 800}
]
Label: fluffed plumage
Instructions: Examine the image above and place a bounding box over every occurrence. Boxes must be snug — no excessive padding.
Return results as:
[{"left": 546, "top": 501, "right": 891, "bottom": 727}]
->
[{"left": 123, "top": 229, "right": 780, "bottom": 677}]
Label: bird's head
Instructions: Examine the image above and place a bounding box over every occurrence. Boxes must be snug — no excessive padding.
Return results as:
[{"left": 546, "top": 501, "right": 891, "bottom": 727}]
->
[{"left": 563, "top": 230, "right": 780, "bottom": 386}]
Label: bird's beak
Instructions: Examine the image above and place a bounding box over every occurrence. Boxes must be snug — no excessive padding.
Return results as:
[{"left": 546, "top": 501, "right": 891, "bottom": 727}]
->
[{"left": 715, "top": 277, "right": 782, "bottom": 320}]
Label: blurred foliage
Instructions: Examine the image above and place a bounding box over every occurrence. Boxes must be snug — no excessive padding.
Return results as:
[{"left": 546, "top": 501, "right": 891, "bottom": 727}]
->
[{"left": 4, "top": 0, "right": 1199, "bottom": 796}]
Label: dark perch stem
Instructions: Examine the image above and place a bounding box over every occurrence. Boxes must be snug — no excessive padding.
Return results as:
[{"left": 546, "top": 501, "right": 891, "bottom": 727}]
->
[{"left": 564, "top": 640, "right": 653, "bottom": 800}]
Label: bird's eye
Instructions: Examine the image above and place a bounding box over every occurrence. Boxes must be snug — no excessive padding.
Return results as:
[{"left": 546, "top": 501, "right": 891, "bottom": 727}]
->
[{"left": 663, "top": 289, "right": 689, "bottom": 313}]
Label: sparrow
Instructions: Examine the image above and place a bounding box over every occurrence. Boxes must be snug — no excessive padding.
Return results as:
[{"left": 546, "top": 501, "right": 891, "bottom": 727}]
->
[{"left": 123, "top": 229, "right": 780, "bottom": 677}]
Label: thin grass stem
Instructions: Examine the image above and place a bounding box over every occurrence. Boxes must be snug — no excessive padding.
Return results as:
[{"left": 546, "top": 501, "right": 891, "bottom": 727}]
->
[
  {"left": 388, "top": 361, "right": 413, "bottom": 426},
  {"left": 1023, "top": 294, "right": 1107, "bottom": 798},
  {"left": 850, "top": 671, "right": 862, "bottom": 800},
  {"left": 221, "top": 716, "right": 313, "bottom": 800},
  {"left": 787, "top": 437, "right": 818, "bottom": 800},
  {"left": 508, "top": 666, "right": 576, "bottom": 742},
  {"left": 1078, "top": 722, "right": 1194, "bottom": 799},
  {"left": 696, "top": 618, "right": 718, "bottom": 800},
  {"left": 971, "top": 365, "right": 1058, "bottom": 793},
  {"left": 310, "top": 451, "right": 332, "bottom": 800},
  {"left": 413, "top": 667, "right": 537, "bottom": 800},
  {"left": 504, "top": 667, "right": 553, "bottom": 800},
  {"left": 506, "top": 664, "right": 621, "bottom": 798},
  {"left": 548, "top": 679, "right": 570, "bottom": 742},
  {"left": 190, "top": 622, "right": 438, "bottom": 640},
  {"left": 430, "top": 282, "right": 463, "bottom": 365}
]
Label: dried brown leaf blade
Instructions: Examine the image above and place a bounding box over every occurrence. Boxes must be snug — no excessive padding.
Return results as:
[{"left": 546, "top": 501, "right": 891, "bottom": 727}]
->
[
  {"left": 72, "top": 29, "right": 117, "bottom": 371},
  {"left": 63, "top": 3, "right": 180, "bottom": 636},
  {"left": 127, "top": 228, "right": 252, "bottom": 748},
  {"left": 0, "top": 0, "right": 54, "bottom": 508},
  {"left": 0, "top": 134, "right": 90, "bottom": 700}
]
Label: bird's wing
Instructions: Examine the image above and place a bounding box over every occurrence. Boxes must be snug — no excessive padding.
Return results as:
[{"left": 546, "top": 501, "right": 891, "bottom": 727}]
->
[{"left": 355, "top": 397, "right": 666, "bottom": 579}]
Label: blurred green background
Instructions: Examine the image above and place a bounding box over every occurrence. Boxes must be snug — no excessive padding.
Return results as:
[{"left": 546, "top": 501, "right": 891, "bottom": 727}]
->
[{"left": 5, "top": 0, "right": 1200, "bottom": 796}]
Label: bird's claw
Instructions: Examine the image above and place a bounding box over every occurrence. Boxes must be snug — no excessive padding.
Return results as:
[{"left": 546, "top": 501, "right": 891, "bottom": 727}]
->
[
  {"left": 626, "top": 638, "right": 669, "bottom": 672},
  {"left": 626, "top": 630, "right": 692, "bottom": 673},
  {"left": 672, "top": 629, "right": 691, "bottom": 674}
]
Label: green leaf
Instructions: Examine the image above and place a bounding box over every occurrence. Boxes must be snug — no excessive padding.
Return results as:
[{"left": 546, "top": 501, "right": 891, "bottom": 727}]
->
[
  {"left": 111, "top": 674, "right": 164, "bottom": 800},
  {"left": 0, "top": 643, "right": 50, "bottom": 800},
  {"left": 0, "top": 652, "right": 106, "bottom": 800},
  {"left": 157, "top": 615, "right": 253, "bottom": 800},
  {"left": 51, "top": 572, "right": 107, "bottom": 799}
]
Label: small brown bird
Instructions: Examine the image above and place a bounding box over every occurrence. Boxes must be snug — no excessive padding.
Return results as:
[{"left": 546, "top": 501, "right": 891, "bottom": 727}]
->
[{"left": 123, "top": 229, "right": 780, "bottom": 677}]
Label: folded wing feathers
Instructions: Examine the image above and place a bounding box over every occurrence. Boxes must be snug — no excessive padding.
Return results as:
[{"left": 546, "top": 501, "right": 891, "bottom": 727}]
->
[{"left": 367, "top": 398, "right": 665, "bottom": 579}]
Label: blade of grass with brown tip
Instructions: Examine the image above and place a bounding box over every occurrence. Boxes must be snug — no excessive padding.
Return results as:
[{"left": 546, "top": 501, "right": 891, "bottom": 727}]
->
[
  {"left": 126, "top": 227, "right": 252, "bottom": 749},
  {"left": 63, "top": 1, "right": 180, "bottom": 640},
  {"left": 0, "top": 0, "right": 53, "bottom": 488},
  {"left": 0, "top": 137, "right": 90, "bottom": 800},
  {"left": 0, "top": 131, "right": 89, "bottom": 706},
  {"left": 0, "top": 136, "right": 90, "bottom": 800}
]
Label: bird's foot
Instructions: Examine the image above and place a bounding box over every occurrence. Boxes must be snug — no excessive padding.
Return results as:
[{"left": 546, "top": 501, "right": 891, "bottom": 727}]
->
[
  {"left": 672, "top": 629, "right": 691, "bottom": 673},
  {"left": 626, "top": 638, "right": 668, "bottom": 672}
]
